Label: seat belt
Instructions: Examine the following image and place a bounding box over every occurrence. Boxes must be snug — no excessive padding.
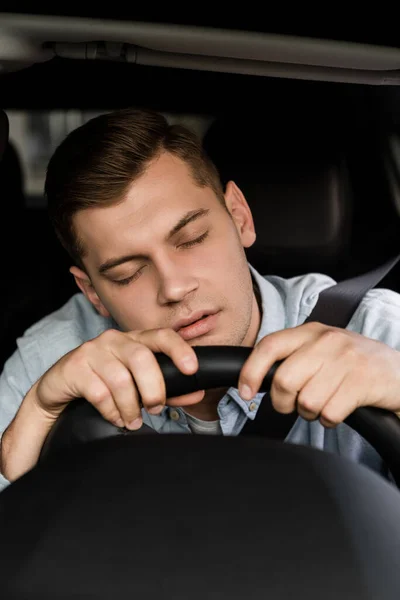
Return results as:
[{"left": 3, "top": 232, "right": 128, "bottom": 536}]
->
[{"left": 241, "top": 252, "right": 400, "bottom": 438}]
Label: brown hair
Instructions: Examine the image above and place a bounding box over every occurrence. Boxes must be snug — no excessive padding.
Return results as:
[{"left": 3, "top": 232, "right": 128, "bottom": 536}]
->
[{"left": 45, "top": 107, "right": 226, "bottom": 271}]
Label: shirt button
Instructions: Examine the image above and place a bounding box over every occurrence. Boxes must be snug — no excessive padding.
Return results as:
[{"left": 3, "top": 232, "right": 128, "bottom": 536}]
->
[
  {"left": 249, "top": 401, "right": 257, "bottom": 412},
  {"left": 170, "top": 409, "right": 180, "bottom": 421}
]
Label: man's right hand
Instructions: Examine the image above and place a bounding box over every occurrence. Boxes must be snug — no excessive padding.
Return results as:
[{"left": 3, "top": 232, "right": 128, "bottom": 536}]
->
[{"left": 35, "top": 328, "right": 205, "bottom": 430}]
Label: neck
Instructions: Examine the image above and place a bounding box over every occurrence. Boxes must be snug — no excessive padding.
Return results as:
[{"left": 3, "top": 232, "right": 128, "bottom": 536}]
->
[
  {"left": 184, "top": 387, "right": 228, "bottom": 421},
  {"left": 185, "top": 274, "right": 263, "bottom": 422}
]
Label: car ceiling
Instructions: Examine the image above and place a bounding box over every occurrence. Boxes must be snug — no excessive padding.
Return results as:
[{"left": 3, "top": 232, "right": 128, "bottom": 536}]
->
[
  {"left": 1, "top": 12, "right": 400, "bottom": 121},
  {"left": 1, "top": 13, "right": 400, "bottom": 83},
  {"left": 0, "top": 9, "right": 398, "bottom": 48}
]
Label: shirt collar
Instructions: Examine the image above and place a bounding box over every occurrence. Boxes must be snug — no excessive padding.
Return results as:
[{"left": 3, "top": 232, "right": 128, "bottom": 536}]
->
[
  {"left": 224, "top": 262, "right": 287, "bottom": 419},
  {"left": 248, "top": 262, "right": 287, "bottom": 342}
]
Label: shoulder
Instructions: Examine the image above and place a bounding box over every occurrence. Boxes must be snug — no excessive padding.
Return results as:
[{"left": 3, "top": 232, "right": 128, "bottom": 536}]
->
[
  {"left": 14, "top": 293, "right": 114, "bottom": 382},
  {"left": 348, "top": 287, "right": 400, "bottom": 347},
  {"left": 0, "top": 293, "right": 114, "bottom": 442},
  {"left": 263, "top": 270, "right": 400, "bottom": 347},
  {"left": 262, "top": 271, "right": 337, "bottom": 325}
]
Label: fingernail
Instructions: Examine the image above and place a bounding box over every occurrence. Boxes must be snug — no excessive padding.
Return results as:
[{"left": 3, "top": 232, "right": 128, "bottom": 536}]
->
[
  {"left": 182, "top": 355, "right": 197, "bottom": 370},
  {"left": 148, "top": 405, "right": 164, "bottom": 415},
  {"left": 127, "top": 417, "right": 143, "bottom": 430},
  {"left": 239, "top": 384, "right": 253, "bottom": 401},
  {"left": 115, "top": 418, "right": 124, "bottom": 428}
]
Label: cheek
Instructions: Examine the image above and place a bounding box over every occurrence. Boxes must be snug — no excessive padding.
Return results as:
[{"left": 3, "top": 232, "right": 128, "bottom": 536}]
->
[
  {"left": 91, "top": 283, "right": 142, "bottom": 325},
  {"left": 201, "top": 225, "right": 242, "bottom": 265},
  {"left": 106, "top": 294, "right": 156, "bottom": 332},
  {"left": 208, "top": 227, "right": 247, "bottom": 272}
]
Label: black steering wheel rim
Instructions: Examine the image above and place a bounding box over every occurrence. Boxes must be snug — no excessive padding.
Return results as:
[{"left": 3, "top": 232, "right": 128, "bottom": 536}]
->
[{"left": 39, "top": 345, "right": 400, "bottom": 487}]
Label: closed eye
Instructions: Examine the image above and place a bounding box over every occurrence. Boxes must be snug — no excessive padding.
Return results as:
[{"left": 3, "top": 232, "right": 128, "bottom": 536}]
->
[
  {"left": 113, "top": 231, "right": 209, "bottom": 287},
  {"left": 113, "top": 267, "right": 145, "bottom": 287},
  {"left": 179, "top": 230, "right": 209, "bottom": 249}
]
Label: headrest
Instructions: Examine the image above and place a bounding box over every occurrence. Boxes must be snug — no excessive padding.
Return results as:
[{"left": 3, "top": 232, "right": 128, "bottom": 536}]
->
[
  {"left": 203, "top": 115, "right": 353, "bottom": 277},
  {"left": 382, "top": 130, "right": 400, "bottom": 217},
  {"left": 0, "top": 141, "right": 25, "bottom": 216},
  {"left": 0, "top": 109, "right": 9, "bottom": 162}
]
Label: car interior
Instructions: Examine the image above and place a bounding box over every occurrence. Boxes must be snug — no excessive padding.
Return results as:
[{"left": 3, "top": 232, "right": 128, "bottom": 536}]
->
[
  {"left": 1, "top": 12, "right": 400, "bottom": 599},
  {"left": 1, "top": 13, "right": 400, "bottom": 375}
]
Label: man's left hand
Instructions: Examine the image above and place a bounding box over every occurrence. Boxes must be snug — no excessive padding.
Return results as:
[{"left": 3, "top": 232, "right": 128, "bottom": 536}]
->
[{"left": 238, "top": 322, "right": 400, "bottom": 427}]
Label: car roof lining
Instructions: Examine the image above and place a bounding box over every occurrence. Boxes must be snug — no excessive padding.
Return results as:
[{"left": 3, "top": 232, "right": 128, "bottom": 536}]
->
[
  {"left": 0, "top": 10, "right": 398, "bottom": 47},
  {"left": 1, "top": 13, "right": 400, "bottom": 85}
]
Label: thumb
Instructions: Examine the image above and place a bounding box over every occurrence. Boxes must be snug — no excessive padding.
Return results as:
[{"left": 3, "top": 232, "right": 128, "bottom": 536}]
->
[{"left": 166, "top": 390, "right": 206, "bottom": 407}]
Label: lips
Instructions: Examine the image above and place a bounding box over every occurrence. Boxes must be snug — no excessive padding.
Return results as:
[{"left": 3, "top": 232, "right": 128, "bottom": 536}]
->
[
  {"left": 176, "top": 312, "right": 220, "bottom": 341},
  {"left": 173, "top": 310, "right": 217, "bottom": 332}
]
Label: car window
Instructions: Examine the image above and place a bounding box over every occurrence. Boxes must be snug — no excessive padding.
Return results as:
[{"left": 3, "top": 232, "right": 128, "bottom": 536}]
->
[{"left": 6, "top": 109, "right": 214, "bottom": 208}]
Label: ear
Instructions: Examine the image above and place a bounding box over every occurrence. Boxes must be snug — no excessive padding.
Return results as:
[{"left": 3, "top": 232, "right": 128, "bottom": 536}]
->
[
  {"left": 69, "top": 266, "right": 111, "bottom": 318},
  {"left": 224, "top": 180, "right": 256, "bottom": 248}
]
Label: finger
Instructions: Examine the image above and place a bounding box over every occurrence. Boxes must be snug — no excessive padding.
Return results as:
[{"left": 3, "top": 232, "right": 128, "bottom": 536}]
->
[
  {"left": 238, "top": 322, "right": 325, "bottom": 400},
  {"left": 92, "top": 357, "right": 144, "bottom": 430},
  {"left": 167, "top": 390, "right": 206, "bottom": 407},
  {"left": 123, "top": 344, "right": 168, "bottom": 417},
  {"left": 129, "top": 328, "right": 199, "bottom": 375},
  {"left": 80, "top": 370, "right": 126, "bottom": 428},
  {"left": 104, "top": 329, "right": 200, "bottom": 423},
  {"left": 319, "top": 373, "right": 362, "bottom": 428},
  {"left": 270, "top": 346, "right": 346, "bottom": 416},
  {"left": 294, "top": 361, "right": 348, "bottom": 421},
  {"left": 270, "top": 356, "right": 322, "bottom": 415}
]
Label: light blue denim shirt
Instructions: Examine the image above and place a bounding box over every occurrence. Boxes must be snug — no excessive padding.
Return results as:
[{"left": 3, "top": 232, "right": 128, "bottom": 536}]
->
[{"left": 1, "top": 262, "right": 400, "bottom": 492}]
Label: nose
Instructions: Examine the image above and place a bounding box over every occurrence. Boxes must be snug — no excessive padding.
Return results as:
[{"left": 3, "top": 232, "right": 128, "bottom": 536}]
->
[{"left": 156, "top": 259, "right": 198, "bottom": 305}]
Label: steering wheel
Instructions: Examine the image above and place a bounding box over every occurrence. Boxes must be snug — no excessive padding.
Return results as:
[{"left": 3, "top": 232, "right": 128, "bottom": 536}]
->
[
  {"left": 2, "top": 346, "right": 400, "bottom": 599},
  {"left": 40, "top": 345, "right": 400, "bottom": 487}
]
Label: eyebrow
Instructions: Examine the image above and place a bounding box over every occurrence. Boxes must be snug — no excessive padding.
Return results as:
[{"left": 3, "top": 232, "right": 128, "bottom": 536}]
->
[{"left": 98, "top": 208, "right": 210, "bottom": 275}]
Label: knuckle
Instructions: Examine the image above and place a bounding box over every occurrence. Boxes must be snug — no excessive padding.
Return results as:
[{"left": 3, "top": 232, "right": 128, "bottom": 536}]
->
[
  {"left": 321, "top": 408, "right": 339, "bottom": 426},
  {"left": 87, "top": 383, "right": 111, "bottom": 406},
  {"left": 306, "top": 321, "right": 325, "bottom": 334},
  {"left": 108, "top": 369, "right": 132, "bottom": 389},
  {"left": 342, "top": 343, "right": 360, "bottom": 361},
  {"left": 269, "top": 390, "right": 291, "bottom": 413},
  {"left": 142, "top": 394, "right": 164, "bottom": 408},
  {"left": 321, "top": 328, "right": 341, "bottom": 344},
  {"left": 321, "top": 328, "right": 347, "bottom": 346},
  {"left": 72, "top": 342, "right": 93, "bottom": 366},
  {"left": 79, "top": 338, "right": 93, "bottom": 354},
  {"left": 142, "top": 384, "right": 166, "bottom": 405},
  {"left": 297, "top": 393, "right": 317, "bottom": 413},
  {"left": 131, "top": 344, "right": 153, "bottom": 365},
  {"left": 141, "top": 384, "right": 166, "bottom": 407},
  {"left": 99, "top": 328, "right": 120, "bottom": 344},
  {"left": 273, "top": 371, "right": 295, "bottom": 394}
]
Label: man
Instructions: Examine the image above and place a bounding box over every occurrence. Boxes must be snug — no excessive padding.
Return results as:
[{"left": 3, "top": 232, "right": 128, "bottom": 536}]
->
[{"left": 1, "top": 107, "right": 400, "bottom": 491}]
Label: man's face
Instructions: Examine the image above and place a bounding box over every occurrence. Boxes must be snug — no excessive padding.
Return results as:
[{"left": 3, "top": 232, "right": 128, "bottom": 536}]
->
[{"left": 71, "top": 152, "right": 260, "bottom": 347}]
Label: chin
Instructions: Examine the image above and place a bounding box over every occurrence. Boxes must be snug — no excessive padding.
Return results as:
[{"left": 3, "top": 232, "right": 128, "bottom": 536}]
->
[{"left": 189, "top": 332, "right": 243, "bottom": 347}]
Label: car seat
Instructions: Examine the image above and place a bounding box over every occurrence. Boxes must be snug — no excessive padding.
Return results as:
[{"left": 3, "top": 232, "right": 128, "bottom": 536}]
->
[{"left": 203, "top": 111, "right": 400, "bottom": 285}]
